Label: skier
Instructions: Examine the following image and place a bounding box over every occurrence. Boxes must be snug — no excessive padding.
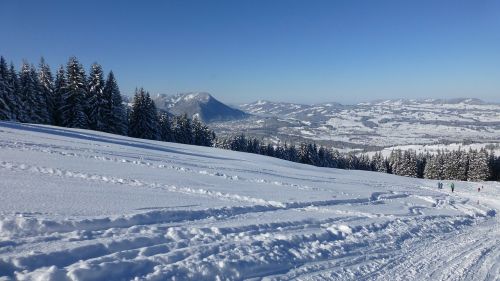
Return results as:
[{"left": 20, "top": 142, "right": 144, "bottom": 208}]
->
[
  {"left": 478, "top": 187, "right": 481, "bottom": 192},
  {"left": 450, "top": 182, "right": 455, "bottom": 193}
]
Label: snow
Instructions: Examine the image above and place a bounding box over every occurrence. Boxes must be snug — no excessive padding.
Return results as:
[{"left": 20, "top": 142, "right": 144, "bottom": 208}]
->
[
  {"left": 232, "top": 99, "right": 500, "bottom": 149},
  {"left": 0, "top": 121, "right": 499, "bottom": 280}
]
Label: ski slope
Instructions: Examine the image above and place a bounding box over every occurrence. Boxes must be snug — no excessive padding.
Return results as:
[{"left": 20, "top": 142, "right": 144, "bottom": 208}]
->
[{"left": 0, "top": 121, "right": 499, "bottom": 281}]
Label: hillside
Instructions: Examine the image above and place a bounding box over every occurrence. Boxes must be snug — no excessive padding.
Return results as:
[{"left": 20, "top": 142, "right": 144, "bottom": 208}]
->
[
  {"left": 212, "top": 98, "right": 500, "bottom": 150},
  {"left": 0, "top": 121, "right": 499, "bottom": 280}
]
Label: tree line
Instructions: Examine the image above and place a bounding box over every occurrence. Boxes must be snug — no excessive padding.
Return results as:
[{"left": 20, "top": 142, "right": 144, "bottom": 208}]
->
[
  {"left": 1, "top": 55, "right": 498, "bottom": 182},
  {"left": 127, "top": 88, "right": 215, "bottom": 145},
  {"left": 0, "top": 56, "right": 215, "bottom": 146},
  {"left": 216, "top": 134, "right": 500, "bottom": 181}
]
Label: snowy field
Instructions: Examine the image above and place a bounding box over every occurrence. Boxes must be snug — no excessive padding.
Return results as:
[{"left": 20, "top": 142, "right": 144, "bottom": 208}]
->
[{"left": 0, "top": 121, "right": 499, "bottom": 281}]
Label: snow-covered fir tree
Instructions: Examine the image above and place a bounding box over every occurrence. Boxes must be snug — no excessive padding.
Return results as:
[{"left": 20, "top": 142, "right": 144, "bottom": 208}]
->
[
  {"left": 31, "top": 66, "right": 50, "bottom": 124},
  {"left": 398, "top": 150, "right": 418, "bottom": 177},
  {"left": 286, "top": 144, "right": 299, "bottom": 163},
  {"left": 145, "top": 92, "right": 159, "bottom": 139},
  {"left": 426, "top": 152, "right": 446, "bottom": 179},
  {"left": 102, "top": 71, "right": 127, "bottom": 135},
  {"left": 86, "top": 63, "right": 105, "bottom": 130},
  {"left": 0, "top": 57, "right": 11, "bottom": 120},
  {"left": 53, "top": 66, "right": 67, "bottom": 126},
  {"left": 128, "top": 88, "right": 159, "bottom": 140},
  {"left": 19, "top": 62, "right": 49, "bottom": 123},
  {"left": 173, "top": 114, "right": 193, "bottom": 144},
  {"left": 298, "top": 143, "right": 316, "bottom": 165},
  {"left": 7, "top": 63, "right": 22, "bottom": 121},
  {"left": 317, "top": 146, "right": 328, "bottom": 167},
  {"left": 158, "top": 112, "right": 173, "bottom": 142},
  {"left": 358, "top": 154, "right": 372, "bottom": 171},
  {"left": 444, "top": 150, "right": 468, "bottom": 181},
  {"left": 491, "top": 153, "right": 500, "bottom": 181},
  {"left": 371, "top": 152, "right": 388, "bottom": 173},
  {"left": 62, "top": 57, "right": 88, "bottom": 128},
  {"left": 192, "top": 117, "right": 215, "bottom": 146},
  {"left": 345, "top": 152, "right": 359, "bottom": 170},
  {"left": 416, "top": 152, "right": 427, "bottom": 178},
  {"left": 389, "top": 150, "right": 403, "bottom": 175},
  {"left": 38, "top": 58, "right": 55, "bottom": 124},
  {"left": 468, "top": 148, "right": 491, "bottom": 181}
]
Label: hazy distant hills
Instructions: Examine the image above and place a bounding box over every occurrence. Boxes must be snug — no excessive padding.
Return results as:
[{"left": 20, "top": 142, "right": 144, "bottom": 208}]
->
[
  {"left": 153, "top": 92, "right": 248, "bottom": 123},
  {"left": 360, "top": 98, "right": 488, "bottom": 106},
  {"left": 211, "top": 98, "right": 500, "bottom": 150},
  {"left": 149, "top": 93, "right": 499, "bottom": 150}
]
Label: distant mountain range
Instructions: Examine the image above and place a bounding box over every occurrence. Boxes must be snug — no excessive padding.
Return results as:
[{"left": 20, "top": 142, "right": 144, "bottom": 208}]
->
[
  {"left": 212, "top": 97, "right": 500, "bottom": 150},
  {"left": 149, "top": 93, "right": 499, "bottom": 150},
  {"left": 152, "top": 92, "right": 248, "bottom": 123},
  {"left": 359, "top": 98, "right": 489, "bottom": 106}
]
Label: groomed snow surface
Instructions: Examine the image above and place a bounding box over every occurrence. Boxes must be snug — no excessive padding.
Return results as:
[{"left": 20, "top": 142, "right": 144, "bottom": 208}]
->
[{"left": 0, "top": 121, "right": 499, "bottom": 281}]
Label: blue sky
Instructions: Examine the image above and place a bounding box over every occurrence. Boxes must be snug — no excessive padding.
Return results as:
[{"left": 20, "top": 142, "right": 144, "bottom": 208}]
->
[{"left": 1, "top": 0, "right": 500, "bottom": 104}]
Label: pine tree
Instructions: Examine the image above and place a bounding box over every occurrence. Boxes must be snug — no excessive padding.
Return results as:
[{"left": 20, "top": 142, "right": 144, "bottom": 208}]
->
[
  {"left": 416, "top": 152, "right": 427, "bottom": 178},
  {"left": 424, "top": 152, "right": 444, "bottom": 179},
  {"left": 330, "top": 149, "right": 343, "bottom": 168},
  {"left": 247, "top": 138, "right": 260, "bottom": 154},
  {"left": 468, "top": 149, "right": 491, "bottom": 181},
  {"left": 275, "top": 143, "right": 285, "bottom": 159},
  {"left": 398, "top": 150, "right": 418, "bottom": 177},
  {"left": 173, "top": 114, "right": 193, "bottom": 144},
  {"left": 19, "top": 62, "right": 49, "bottom": 123},
  {"left": 31, "top": 66, "right": 50, "bottom": 123},
  {"left": 129, "top": 88, "right": 159, "bottom": 140},
  {"left": 448, "top": 150, "right": 468, "bottom": 181},
  {"left": 38, "top": 58, "right": 55, "bottom": 124},
  {"left": 62, "top": 57, "right": 88, "bottom": 128},
  {"left": 286, "top": 144, "right": 299, "bottom": 162},
  {"left": 129, "top": 88, "right": 145, "bottom": 138},
  {"left": 298, "top": 143, "right": 312, "bottom": 164},
  {"left": 159, "top": 112, "right": 173, "bottom": 142},
  {"left": 491, "top": 154, "right": 500, "bottom": 181},
  {"left": 371, "top": 152, "right": 388, "bottom": 173},
  {"left": 344, "top": 153, "right": 359, "bottom": 170},
  {"left": 18, "top": 62, "right": 34, "bottom": 122},
  {"left": 7, "top": 63, "right": 22, "bottom": 121},
  {"left": 145, "top": 92, "right": 159, "bottom": 139},
  {"left": 53, "top": 66, "right": 67, "bottom": 126},
  {"left": 317, "top": 146, "right": 327, "bottom": 167},
  {"left": 389, "top": 150, "right": 403, "bottom": 175},
  {"left": 102, "top": 71, "right": 127, "bottom": 135},
  {"left": 192, "top": 117, "right": 214, "bottom": 146},
  {"left": 0, "top": 57, "right": 11, "bottom": 120},
  {"left": 86, "top": 63, "right": 105, "bottom": 130}
]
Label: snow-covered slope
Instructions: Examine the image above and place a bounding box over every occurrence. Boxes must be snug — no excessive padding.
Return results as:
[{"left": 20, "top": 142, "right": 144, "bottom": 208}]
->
[
  {"left": 153, "top": 92, "right": 248, "bottom": 122},
  {"left": 213, "top": 98, "right": 500, "bottom": 150},
  {"left": 0, "top": 121, "right": 499, "bottom": 280}
]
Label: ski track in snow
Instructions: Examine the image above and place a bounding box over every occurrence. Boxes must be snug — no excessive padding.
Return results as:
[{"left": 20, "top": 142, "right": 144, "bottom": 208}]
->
[{"left": 0, "top": 121, "right": 499, "bottom": 281}]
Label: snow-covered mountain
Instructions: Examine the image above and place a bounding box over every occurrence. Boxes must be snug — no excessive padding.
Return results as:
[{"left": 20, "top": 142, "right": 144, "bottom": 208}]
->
[
  {"left": 211, "top": 98, "right": 500, "bottom": 150},
  {"left": 0, "top": 121, "right": 499, "bottom": 280},
  {"left": 153, "top": 92, "right": 249, "bottom": 123}
]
